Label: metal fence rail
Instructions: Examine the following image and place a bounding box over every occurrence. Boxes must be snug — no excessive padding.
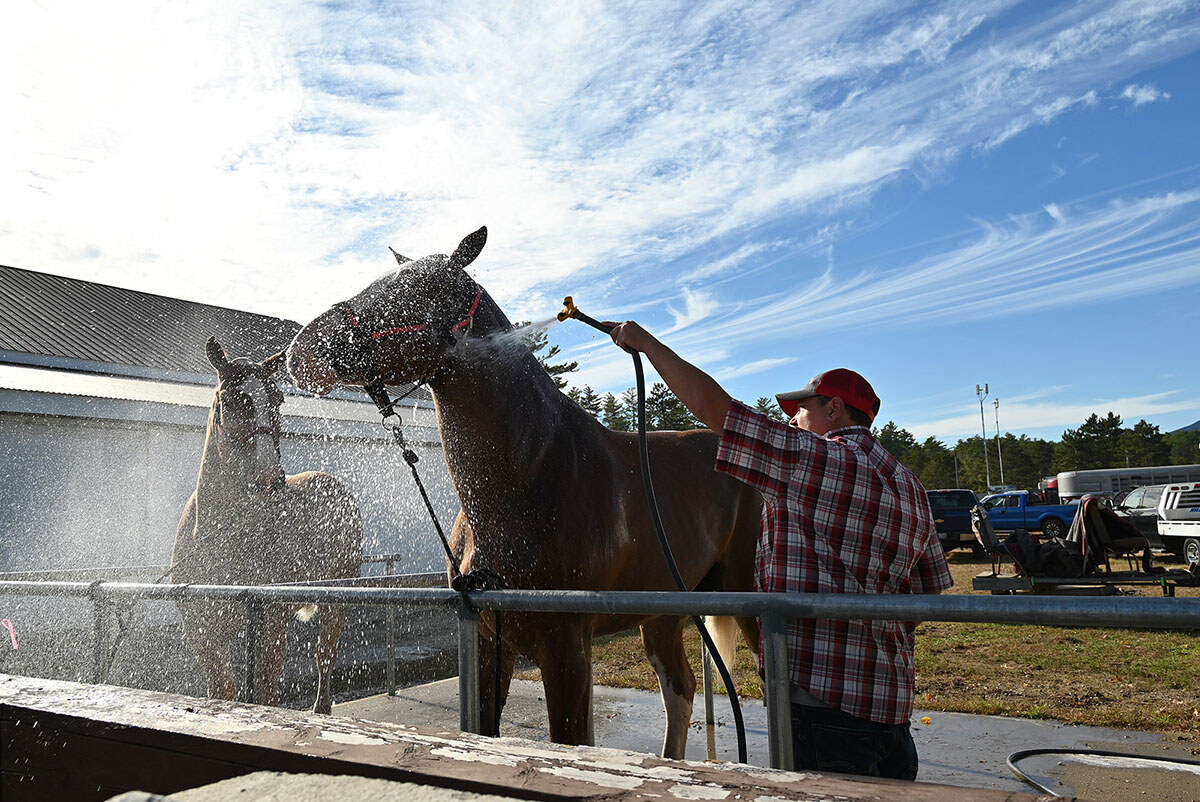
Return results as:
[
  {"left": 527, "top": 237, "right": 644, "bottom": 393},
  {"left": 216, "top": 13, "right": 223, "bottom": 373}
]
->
[{"left": 1, "top": 578, "right": 1197, "bottom": 771}]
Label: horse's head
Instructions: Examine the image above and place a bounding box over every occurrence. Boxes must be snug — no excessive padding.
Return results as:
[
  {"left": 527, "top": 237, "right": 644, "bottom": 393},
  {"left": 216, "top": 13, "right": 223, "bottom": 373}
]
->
[
  {"left": 287, "top": 226, "right": 489, "bottom": 396},
  {"left": 206, "top": 337, "right": 287, "bottom": 497}
]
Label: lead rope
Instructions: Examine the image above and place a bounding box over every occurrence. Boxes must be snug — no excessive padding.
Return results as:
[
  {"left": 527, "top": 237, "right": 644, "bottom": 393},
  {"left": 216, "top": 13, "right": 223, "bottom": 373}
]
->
[{"left": 379, "top": 400, "right": 507, "bottom": 736}]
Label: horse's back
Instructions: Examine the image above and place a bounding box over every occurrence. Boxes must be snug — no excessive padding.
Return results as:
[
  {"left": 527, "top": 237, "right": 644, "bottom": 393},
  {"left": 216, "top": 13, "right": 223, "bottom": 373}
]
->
[{"left": 282, "top": 470, "right": 363, "bottom": 578}]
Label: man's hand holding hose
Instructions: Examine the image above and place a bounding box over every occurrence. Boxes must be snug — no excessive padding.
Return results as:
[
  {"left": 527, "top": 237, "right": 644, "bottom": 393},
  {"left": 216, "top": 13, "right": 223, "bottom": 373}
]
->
[{"left": 604, "top": 321, "right": 732, "bottom": 432}]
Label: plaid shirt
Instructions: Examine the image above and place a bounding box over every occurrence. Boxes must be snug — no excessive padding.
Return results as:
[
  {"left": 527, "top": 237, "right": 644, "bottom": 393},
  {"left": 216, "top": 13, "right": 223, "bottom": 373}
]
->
[{"left": 715, "top": 401, "right": 952, "bottom": 724}]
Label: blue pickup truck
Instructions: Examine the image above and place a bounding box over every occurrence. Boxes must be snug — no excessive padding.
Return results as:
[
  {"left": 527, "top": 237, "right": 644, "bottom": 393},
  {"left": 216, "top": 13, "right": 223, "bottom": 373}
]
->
[{"left": 981, "top": 490, "right": 1077, "bottom": 539}]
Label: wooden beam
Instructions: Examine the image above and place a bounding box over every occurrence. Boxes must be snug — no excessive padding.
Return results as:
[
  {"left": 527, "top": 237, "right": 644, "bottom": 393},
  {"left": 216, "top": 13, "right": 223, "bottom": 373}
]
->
[{"left": 0, "top": 674, "right": 1053, "bottom": 802}]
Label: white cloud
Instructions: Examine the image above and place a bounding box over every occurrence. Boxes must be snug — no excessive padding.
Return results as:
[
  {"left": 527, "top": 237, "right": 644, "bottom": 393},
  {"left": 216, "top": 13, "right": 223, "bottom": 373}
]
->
[
  {"left": 717, "top": 357, "right": 799, "bottom": 383},
  {"left": 907, "top": 392, "right": 1196, "bottom": 440},
  {"left": 2, "top": 0, "right": 1198, "bottom": 326},
  {"left": 1121, "top": 83, "right": 1172, "bottom": 106},
  {"left": 665, "top": 288, "right": 720, "bottom": 333},
  {"left": 1044, "top": 202, "right": 1067, "bottom": 224},
  {"left": 658, "top": 186, "right": 1200, "bottom": 358}
]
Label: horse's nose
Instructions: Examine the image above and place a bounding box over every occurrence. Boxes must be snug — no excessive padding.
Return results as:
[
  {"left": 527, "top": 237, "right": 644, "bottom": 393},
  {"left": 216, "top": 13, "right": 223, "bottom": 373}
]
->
[{"left": 287, "top": 344, "right": 337, "bottom": 395}]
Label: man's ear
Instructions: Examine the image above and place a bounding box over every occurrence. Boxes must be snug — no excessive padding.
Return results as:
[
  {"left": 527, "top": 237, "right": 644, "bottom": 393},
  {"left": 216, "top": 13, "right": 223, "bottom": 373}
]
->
[{"left": 826, "top": 396, "right": 845, "bottom": 421}]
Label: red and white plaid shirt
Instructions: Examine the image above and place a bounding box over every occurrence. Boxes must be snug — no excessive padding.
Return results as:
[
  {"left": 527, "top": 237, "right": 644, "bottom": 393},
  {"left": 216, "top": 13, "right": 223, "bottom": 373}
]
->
[{"left": 715, "top": 401, "right": 952, "bottom": 724}]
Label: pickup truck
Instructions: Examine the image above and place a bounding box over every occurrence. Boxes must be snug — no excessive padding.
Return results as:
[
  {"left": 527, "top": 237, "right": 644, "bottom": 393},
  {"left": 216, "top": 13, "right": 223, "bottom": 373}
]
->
[
  {"left": 980, "top": 490, "right": 1078, "bottom": 539},
  {"left": 926, "top": 489, "right": 981, "bottom": 553},
  {"left": 1156, "top": 482, "right": 1200, "bottom": 566}
]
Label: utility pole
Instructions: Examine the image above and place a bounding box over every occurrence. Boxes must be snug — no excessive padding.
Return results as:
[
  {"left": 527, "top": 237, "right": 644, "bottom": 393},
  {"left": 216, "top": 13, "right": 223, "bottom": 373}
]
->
[
  {"left": 977, "top": 384, "right": 991, "bottom": 489},
  {"left": 994, "top": 398, "right": 1005, "bottom": 485}
]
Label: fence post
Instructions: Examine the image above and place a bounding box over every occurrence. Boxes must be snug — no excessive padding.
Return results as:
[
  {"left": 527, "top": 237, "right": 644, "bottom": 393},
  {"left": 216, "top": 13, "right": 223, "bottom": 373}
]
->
[
  {"left": 762, "top": 612, "right": 793, "bottom": 771},
  {"left": 91, "top": 596, "right": 109, "bottom": 684},
  {"left": 245, "top": 599, "right": 264, "bottom": 705},
  {"left": 457, "top": 599, "right": 481, "bottom": 734},
  {"left": 386, "top": 557, "right": 396, "bottom": 696}
]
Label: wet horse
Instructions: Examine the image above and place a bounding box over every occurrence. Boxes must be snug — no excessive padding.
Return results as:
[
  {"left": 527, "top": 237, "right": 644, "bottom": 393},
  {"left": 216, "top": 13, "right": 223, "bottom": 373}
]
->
[
  {"left": 171, "top": 338, "right": 363, "bottom": 713},
  {"left": 286, "top": 228, "right": 761, "bottom": 757}
]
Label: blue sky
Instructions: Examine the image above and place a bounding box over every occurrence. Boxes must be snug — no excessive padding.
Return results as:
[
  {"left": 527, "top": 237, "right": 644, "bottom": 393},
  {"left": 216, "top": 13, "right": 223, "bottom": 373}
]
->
[{"left": 3, "top": 1, "right": 1199, "bottom": 443}]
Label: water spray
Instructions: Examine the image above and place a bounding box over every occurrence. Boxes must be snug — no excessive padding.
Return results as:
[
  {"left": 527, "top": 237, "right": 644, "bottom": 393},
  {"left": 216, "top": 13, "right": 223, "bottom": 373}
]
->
[{"left": 557, "top": 296, "right": 748, "bottom": 764}]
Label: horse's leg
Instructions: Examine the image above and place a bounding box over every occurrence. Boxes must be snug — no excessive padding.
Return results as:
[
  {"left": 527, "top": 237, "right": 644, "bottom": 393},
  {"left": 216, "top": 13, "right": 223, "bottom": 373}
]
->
[
  {"left": 313, "top": 604, "right": 346, "bottom": 714},
  {"left": 536, "top": 619, "right": 595, "bottom": 747},
  {"left": 641, "top": 615, "right": 695, "bottom": 760},
  {"left": 478, "top": 611, "right": 517, "bottom": 737},
  {"left": 180, "top": 602, "right": 238, "bottom": 701},
  {"left": 255, "top": 605, "right": 290, "bottom": 708}
]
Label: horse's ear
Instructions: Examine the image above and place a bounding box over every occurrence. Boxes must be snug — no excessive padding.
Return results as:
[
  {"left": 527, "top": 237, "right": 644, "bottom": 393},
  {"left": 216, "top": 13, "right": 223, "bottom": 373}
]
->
[
  {"left": 448, "top": 226, "right": 487, "bottom": 269},
  {"left": 388, "top": 246, "right": 411, "bottom": 266},
  {"left": 261, "top": 350, "right": 286, "bottom": 374},
  {"left": 206, "top": 337, "right": 229, "bottom": 371}
]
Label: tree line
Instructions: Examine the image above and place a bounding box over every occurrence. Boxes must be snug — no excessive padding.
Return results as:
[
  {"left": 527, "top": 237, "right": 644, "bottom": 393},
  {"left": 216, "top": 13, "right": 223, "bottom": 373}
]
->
[{"left": 522, "top": 325, "right": 1200, "bottom": 493}]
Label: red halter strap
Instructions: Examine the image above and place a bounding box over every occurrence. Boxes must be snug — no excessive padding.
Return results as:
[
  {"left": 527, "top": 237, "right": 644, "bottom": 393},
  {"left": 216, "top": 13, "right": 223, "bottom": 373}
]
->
[
  {"left": 339, "top": 288, "right": 483, "bottom": 341},
  {"left": 214, "top": 417, "right": 275, "bottom": 445}
]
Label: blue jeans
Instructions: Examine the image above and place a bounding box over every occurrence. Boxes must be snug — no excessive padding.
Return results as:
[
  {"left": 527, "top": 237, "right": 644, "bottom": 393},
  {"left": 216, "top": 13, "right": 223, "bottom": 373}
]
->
[{"left": 790, "top": 703, "right": 918, "bottom": 781}]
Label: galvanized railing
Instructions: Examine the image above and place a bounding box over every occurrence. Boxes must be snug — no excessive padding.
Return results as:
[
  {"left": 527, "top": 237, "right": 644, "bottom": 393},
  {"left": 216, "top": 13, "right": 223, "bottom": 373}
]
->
[
  {"left": 0, "top": 555, "right": 442, "bottom": 699},
  {"left": 1, "top": 577, "right": 1198, "bottom": 771}
]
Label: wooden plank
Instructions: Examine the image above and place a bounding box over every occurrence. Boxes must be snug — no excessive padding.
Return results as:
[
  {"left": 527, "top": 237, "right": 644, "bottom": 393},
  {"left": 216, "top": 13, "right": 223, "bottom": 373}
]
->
[{"left": 0, "top": 674, "right": 1058, "bottom": 802}]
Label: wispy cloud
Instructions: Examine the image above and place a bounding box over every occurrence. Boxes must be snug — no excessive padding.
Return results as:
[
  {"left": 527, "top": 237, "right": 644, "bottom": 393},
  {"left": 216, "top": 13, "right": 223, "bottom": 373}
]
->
[
  {"left": 718, "top": 357, "right": 800, "bottom": 383},
  {"left": 660, "top": 187, "right": 1200, "bottom": 350},
  {"left": 1121, "top": 83, "right": 1172, "bottom": 106},
  {"left": 3, "top": 0, "right": 1199, "bottom": 324},
  {"left": 908, "top": 391, "right": 1195, "bottom": 440},
  {"left": 568, "top": 184, "right": 1200, "bottom": 395}
]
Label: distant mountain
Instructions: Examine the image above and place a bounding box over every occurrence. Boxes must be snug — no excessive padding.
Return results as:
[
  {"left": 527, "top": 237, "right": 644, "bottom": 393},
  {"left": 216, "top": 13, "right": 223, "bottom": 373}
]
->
[{"left": 1172, "top": 420, "right": 1200, "bottom": 433}]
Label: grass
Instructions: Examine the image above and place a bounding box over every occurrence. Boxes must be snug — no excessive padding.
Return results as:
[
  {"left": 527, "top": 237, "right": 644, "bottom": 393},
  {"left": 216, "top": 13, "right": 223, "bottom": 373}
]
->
[{"left": 515, "top": 550, "right": 1200, "bottom": 734}]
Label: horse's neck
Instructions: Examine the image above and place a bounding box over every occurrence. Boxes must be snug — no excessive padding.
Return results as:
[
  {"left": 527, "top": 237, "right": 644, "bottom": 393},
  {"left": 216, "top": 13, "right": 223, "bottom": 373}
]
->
[
  {"left": 431, "top": 325, "right": 581, "bottom": 482},
  {"left": 194, "top": 404, "right": 255, "bottom": 516}
]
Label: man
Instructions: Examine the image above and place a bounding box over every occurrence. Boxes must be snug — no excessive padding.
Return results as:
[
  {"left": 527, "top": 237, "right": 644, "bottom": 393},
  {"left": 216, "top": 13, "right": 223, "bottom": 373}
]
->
[{"left": 607, "top": 321, "right": 952, "bottom": 780}]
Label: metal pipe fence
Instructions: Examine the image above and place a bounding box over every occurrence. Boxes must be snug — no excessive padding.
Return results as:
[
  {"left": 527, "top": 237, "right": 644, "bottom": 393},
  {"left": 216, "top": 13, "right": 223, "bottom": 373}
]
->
[
  {"left": 1, "top": 577, "right": 1197, "bottom": 771},
  {"left": 0, "top": 556, "right": 445, "bottom": 698}
]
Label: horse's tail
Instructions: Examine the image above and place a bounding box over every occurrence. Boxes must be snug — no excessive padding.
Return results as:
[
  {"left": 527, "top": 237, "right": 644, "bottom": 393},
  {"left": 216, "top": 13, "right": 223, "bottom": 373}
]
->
[
  {"left": 295, "top": 604, "right": 318, "bottom": 622},
  {"left": 703, "top": 615, "right": 739, "bottom": 675}
]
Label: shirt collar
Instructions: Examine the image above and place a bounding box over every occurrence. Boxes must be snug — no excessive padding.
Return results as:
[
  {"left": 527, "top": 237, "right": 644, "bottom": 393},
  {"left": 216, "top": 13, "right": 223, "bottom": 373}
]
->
[{"left": 825, "top": 424, "right": 872, "bottom": 439}]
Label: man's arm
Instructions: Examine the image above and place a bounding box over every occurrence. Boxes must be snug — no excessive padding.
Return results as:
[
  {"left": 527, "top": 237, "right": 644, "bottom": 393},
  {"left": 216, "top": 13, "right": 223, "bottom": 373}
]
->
[{"left": 606, "top": 321, "right": 732, "bottom": 431}]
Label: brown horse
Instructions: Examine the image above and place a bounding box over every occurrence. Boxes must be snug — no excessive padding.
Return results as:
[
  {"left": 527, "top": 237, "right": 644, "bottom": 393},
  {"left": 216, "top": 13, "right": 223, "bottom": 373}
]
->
[
  {"left": 171, "top": 338, "right": 363, "bottom": 714},
  {"left": 286, "top": 228, "right": 761, "bottom": 758}
]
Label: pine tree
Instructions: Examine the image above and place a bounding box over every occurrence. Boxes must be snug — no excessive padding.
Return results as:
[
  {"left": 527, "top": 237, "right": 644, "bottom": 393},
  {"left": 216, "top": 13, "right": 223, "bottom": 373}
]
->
[
  {"left": 601, "top": 392, "right": 633, "bottom": 431},
  {"left": 1054, "top": 412, "right": 1124, "bottom": 471},
  {"left": 874, "top": 421, "right": 918, "bottom": 462},
  {"left": 646, "top": 382, "right": 701, "bottom": 430},
  {"left": 578, "top": 385, "right": 603, "bottom": 419},
  {"left": 755, "top": 397, "right": 786, "bottom": 421},
  {"left": 516, "top": 321, "right": 578, "bottom": 389},
  {"left": 1118, "top": 420, "right": 1170, "bottom": 467}
]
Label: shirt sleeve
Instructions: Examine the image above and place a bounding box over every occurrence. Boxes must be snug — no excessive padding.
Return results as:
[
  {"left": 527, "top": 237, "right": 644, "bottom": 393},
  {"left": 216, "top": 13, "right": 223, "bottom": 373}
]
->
[
  {"left": 715, "top": 399, "right": 822, "bottom": 501},
  {"left": 910, "top": 521, "right": 955, "bottom": 594}
]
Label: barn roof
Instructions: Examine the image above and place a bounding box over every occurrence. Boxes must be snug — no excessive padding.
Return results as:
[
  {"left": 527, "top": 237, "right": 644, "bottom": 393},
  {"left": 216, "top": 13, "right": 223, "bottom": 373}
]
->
[{"left": 0, "top": 264, "right": 300, "bottom": 381}]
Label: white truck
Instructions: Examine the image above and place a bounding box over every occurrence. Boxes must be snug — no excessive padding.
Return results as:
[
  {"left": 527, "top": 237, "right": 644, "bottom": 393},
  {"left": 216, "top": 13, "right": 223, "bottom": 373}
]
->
[{"left": 1156, "top": 482, "right": 1200, "bottom": 566}]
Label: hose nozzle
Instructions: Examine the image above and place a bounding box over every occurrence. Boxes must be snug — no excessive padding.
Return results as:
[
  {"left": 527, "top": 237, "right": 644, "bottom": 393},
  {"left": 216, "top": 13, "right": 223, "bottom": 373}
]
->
[
  {"left": 557, "top": 296, "right": 578, "bottom": 322},
  {"left": 556, "top": 296, "right": 613, "bottom": 334}
]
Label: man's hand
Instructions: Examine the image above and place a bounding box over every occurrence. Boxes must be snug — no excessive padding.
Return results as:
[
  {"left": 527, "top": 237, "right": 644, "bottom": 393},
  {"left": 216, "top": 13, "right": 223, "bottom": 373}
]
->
[{"left": 605, "top": 321, "right": 657, "bottom": 354}]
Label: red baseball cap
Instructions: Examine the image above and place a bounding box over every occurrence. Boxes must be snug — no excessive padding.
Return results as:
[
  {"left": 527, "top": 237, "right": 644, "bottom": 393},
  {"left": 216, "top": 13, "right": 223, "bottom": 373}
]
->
[{"left": 776, "top": 368, "right": 880, "bottom": 422}]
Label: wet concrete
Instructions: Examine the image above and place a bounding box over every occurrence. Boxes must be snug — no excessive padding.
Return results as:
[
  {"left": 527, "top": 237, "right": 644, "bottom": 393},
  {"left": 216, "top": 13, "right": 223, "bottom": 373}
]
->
[{"left": 334, "top": 678, "right": 1198, "bottom": 797}]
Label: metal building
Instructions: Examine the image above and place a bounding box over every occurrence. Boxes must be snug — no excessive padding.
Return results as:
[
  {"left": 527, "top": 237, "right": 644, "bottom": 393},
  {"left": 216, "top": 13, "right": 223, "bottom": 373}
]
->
[{"left": 0, "top": 265, "right": 460, "bottom": 698}]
